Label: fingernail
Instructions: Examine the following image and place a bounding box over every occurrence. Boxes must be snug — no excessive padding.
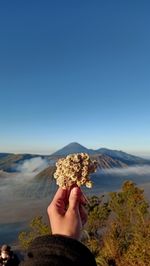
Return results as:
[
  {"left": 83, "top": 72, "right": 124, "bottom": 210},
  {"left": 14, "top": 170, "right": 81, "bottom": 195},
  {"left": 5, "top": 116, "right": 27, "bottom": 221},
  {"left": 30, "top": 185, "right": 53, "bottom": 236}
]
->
[{"left": 72, "top": 187, "right": 79, "bottom": 195}]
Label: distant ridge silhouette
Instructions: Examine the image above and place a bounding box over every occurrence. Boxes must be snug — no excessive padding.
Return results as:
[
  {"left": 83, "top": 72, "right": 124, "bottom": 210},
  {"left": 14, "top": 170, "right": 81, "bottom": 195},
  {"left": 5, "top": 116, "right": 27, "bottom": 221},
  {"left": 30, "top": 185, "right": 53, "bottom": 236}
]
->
[
  {"left": 51, "top": 142, "right": 150, "bottom": 166},
  {"left": 51, "top": 142, "right": 95, "bottom": 156},
  {"left": 0, "top": 142, "right": 150, "bottom": 173}
]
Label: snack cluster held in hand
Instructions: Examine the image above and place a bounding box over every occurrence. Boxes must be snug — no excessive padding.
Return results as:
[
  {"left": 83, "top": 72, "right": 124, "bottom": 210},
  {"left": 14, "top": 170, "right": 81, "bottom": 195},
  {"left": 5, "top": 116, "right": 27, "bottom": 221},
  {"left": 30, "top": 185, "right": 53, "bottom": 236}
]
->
[{"left": 54, "top": 153, "right": 97, "bottom": 189}]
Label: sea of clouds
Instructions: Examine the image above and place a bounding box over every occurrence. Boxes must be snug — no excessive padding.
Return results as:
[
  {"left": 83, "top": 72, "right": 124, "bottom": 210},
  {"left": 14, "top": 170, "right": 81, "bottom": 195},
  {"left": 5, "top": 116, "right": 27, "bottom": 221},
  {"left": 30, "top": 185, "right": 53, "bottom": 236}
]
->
[
  {"left": 0, "top": 157, "right": 53, "bottom": 223},
  {"left": 99, "top": 164, "right": 150, "bottom": 176},
  {"left": 0, "top": 158, "right": 150, "bottom": 223},
  {"left": 0, "top": 157, "right": 50, "bottom": 203}
]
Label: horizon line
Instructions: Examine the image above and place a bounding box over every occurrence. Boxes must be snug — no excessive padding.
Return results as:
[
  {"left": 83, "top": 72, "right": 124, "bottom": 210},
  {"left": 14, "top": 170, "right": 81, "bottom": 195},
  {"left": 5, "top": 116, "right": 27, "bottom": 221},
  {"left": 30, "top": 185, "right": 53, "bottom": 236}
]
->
[{"left": 0, "top": 141, "right": 150, "bottom": 159}]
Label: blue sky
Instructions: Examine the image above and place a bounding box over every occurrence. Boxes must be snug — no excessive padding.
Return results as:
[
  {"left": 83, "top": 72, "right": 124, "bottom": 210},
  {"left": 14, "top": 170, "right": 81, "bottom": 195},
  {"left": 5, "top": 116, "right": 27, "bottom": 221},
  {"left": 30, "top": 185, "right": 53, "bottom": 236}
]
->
[{"left": 0, "top": 0, "right": 150, "bottom": 156}]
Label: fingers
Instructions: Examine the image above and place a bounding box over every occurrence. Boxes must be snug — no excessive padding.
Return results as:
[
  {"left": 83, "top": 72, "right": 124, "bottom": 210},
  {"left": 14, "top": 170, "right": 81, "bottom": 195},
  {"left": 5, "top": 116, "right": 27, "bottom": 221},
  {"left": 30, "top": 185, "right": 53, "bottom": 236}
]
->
[
  {"left": 68, "top": 187, "right": 81, "bottom": 210},
  {"left": 52, "top": 187, "right": 67, "bottom": 203},
  {"left": 47, "top": 188, "right": 67, "bottom": 216},
  {"left": 48, "top": 186, "right": 87, "bottom": 223}
]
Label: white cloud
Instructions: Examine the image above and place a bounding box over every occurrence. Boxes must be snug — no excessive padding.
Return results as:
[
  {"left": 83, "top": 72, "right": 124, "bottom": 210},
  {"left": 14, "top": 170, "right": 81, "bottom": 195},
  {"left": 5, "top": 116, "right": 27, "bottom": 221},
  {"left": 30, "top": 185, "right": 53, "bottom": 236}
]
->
[
  {"left": 100, "top": 165, "right": 150, "bottom": 176},
  {"left": 16, "top": 157, "right": 49, "bottom": 174}
]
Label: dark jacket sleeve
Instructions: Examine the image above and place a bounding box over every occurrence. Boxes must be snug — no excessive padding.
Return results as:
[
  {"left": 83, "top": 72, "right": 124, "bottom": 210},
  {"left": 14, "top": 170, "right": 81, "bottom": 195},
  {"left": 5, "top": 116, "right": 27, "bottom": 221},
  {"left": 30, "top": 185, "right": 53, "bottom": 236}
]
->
[{"left": 21, "top": 234, "right": 97, "bottom": 266}]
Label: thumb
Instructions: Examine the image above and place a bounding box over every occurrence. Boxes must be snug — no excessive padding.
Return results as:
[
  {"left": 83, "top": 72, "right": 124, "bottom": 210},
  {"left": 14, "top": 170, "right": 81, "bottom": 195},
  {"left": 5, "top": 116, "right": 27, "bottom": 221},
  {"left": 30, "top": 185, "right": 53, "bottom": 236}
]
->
[{"left": 68, "top": 187, "right": 81, "bottom": 210}]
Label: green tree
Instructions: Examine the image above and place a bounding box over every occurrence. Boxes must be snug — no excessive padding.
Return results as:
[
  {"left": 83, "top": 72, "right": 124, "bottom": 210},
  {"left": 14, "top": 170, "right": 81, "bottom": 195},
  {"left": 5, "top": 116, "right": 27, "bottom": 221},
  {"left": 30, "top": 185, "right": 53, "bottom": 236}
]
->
[
  {"left": 83, "top": 195, "right": 111, "bottom": 265},
  {"left": 85, "top": 195, "right": 111, "bottom": 237},
  {"left": 101, "top": 181, "right": 150, "bottom": 266},
  {"left": 19, "top": 216, "right": 50, "bottom": 249}
]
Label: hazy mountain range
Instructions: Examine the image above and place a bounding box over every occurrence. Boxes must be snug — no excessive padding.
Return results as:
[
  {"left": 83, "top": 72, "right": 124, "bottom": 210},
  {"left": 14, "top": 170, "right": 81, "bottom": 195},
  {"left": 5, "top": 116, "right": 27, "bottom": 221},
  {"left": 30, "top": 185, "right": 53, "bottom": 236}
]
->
[
  {"left": 51, "top": 142, "right": 148, "bottom": 165},
  {"left": 0, "top": 142, "right": 150, "bottom": 177}
]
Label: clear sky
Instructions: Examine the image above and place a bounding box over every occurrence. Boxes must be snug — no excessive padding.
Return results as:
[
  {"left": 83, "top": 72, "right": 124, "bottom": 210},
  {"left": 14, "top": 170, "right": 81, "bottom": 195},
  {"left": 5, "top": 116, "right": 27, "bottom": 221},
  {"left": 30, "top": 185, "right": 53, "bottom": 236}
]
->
[{"left": 0, "top": 0, "right": 150, "bottom": 156}]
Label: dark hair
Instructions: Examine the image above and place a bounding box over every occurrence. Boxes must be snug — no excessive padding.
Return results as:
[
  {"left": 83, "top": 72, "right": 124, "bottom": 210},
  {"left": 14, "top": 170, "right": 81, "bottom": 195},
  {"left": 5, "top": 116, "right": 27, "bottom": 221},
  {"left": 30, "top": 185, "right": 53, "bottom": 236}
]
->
[{"left": 1, "top": 245, "right": 11, "bottom": 253}]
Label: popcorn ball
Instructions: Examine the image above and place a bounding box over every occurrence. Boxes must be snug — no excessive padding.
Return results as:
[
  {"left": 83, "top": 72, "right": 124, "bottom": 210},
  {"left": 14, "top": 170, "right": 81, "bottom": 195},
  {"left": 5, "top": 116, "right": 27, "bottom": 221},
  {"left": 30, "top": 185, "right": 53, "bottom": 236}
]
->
[{"left": 54, "top": 153, "right": 97, "bottom": 189}]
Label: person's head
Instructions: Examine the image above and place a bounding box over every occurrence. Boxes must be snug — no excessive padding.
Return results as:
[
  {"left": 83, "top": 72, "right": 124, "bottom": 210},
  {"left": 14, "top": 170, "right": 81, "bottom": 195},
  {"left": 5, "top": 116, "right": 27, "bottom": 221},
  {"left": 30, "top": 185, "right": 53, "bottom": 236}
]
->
[{"left": 1, "top": 245, "right": 11, "bottom": 259}]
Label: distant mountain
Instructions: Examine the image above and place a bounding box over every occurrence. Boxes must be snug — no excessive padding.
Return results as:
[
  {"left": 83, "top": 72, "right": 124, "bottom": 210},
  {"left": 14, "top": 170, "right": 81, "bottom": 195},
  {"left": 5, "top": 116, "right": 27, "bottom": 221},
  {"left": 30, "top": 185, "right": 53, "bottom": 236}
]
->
[
  {"left": 0, "top": 153, "right": 12, "bottom": 158},
  {"left": 92, "top": 154, "right": 127, "bottom": 169},
  {"left": 51, "top": 142, "right": 150, "bottom": 165},
  {"left": 35, "top": 165, "right": 56, "bottom": 180},
  {"left": 96, "top": 148, "right": 149, "bottom": 165},
  {"left": 51, "top": 142, "right": 95, "bottom": 156},
  {"left": 0, "top": 153, "right": 43, "bottom": 172},
  {"left": 0, "top": 142, "right": 150, "bottom": 173}
]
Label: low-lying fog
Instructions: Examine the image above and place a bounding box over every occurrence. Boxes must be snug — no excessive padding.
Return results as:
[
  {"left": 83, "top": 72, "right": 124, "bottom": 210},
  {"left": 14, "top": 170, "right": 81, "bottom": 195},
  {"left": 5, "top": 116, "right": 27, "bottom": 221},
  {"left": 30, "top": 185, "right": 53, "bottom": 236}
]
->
[
  {"left": 0, "top": 157, "right": 150, "bottom": 245},
  {"left": 0, "top": 157, "right": 54, "bottom": 223}
]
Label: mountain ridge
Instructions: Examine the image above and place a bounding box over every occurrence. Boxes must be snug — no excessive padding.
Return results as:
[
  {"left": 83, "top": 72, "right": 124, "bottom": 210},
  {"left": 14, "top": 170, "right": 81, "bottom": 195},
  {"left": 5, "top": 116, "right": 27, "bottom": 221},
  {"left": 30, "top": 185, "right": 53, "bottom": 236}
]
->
[
  {"left": 51, "top": 142, "right": 96, "bottom": 156},
  {"left": 51, "top": 142, "right": 149, "bottom": 164},
  {"left": 0, "top": 142, "right": 150, "bottom": 173}
]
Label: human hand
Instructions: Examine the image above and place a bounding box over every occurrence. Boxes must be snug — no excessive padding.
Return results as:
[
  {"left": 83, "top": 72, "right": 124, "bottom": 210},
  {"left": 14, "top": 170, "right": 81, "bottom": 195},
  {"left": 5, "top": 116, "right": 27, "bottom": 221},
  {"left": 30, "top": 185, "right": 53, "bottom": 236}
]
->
[{"left": 47, "top": 187, "right": 87, "bottom": 240}]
